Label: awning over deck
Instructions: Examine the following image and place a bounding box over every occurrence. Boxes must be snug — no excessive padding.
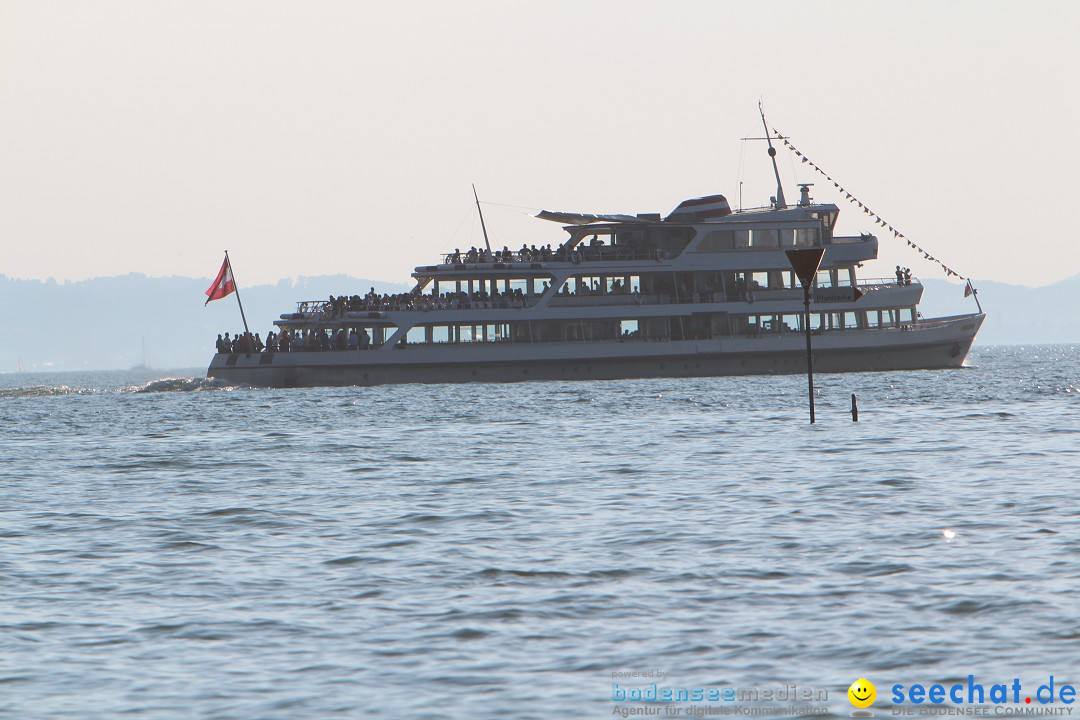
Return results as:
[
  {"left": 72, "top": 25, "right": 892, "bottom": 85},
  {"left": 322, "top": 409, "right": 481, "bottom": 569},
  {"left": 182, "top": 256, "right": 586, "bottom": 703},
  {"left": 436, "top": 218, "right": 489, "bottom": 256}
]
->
[{"left": 534, "top": 210, "right": 645, "bottom": 225}]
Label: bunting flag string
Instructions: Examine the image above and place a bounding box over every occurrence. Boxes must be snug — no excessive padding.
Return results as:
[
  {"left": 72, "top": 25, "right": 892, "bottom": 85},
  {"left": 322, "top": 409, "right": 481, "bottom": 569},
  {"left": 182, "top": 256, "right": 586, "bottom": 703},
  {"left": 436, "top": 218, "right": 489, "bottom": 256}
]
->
[{"left": 773, "top": 127, "right": 969, "bottom": 282}]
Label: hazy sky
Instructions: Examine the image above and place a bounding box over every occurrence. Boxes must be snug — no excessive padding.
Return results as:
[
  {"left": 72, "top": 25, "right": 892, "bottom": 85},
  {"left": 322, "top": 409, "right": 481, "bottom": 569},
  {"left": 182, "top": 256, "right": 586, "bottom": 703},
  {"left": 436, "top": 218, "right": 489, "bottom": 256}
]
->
[{"left": 2, "top": 1, "right": 1078, "bottom": 289}]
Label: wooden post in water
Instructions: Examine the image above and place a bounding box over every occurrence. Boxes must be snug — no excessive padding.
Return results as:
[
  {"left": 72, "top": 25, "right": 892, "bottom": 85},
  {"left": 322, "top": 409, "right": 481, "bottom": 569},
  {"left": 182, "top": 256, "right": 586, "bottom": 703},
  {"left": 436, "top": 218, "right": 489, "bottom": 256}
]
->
[{"left": 851, "top": 393, "right": 859, "bottom": 422}]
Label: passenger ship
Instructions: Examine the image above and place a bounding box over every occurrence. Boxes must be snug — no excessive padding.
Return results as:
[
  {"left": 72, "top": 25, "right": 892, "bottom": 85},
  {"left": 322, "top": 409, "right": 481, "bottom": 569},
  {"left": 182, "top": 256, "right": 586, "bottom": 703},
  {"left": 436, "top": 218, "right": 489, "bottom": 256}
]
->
[{"left": 208, "top": 155, "right": 983, "bottom": 388}]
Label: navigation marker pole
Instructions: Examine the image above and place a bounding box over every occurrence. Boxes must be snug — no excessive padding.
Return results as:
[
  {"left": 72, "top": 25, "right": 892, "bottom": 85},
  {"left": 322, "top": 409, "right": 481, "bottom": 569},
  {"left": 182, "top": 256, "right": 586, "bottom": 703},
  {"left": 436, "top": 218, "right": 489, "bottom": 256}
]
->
[
  {"left": 472, "top": 184, "right": 493, "bottom": 255},
  {"left": 786, "top": 247, "right": 826, "bottom": 424},
  {"left": 225, "top": 250, "right": 251, "bottom": 339}
]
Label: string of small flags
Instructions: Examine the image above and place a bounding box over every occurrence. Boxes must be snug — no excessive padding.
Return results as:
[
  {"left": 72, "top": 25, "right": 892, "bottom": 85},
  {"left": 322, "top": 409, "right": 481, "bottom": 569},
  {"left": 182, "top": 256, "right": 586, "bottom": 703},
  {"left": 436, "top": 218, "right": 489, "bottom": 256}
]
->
[{"left": 772, "top": 127, "right": 970, "bottom": 286}]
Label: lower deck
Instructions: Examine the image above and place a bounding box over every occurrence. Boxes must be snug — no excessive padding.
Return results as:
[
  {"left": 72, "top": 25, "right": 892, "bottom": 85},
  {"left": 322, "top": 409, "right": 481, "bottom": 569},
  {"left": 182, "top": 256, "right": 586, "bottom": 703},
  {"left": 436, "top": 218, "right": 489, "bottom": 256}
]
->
[{"left": 208, "top": 314, "right": 983, "bottom": 388}]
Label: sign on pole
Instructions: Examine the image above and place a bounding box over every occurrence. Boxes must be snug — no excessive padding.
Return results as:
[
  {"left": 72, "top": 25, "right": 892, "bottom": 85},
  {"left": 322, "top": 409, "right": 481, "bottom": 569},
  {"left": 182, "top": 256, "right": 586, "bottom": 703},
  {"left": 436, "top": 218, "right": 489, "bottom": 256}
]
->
[{"left": 786, "top": 247, "right": 825, "bottom": 289}]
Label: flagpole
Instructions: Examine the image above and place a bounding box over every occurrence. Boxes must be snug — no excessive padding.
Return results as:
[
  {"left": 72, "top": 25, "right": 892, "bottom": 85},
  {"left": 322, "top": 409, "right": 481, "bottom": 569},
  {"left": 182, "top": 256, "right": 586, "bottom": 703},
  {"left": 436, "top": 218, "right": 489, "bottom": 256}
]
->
[
  {"left": 968, "top": 280, "right": 983, "bottom": 314},
  {"left": 225, "top": 250, "right": 251, "bottom": 337}
]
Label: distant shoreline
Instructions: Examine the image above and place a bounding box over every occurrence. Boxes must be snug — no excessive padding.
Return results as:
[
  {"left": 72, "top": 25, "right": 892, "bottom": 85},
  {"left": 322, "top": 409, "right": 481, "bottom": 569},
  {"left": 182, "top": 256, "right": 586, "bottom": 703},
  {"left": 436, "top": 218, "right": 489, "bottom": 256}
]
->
[{"left": 2, "top": 273, "right": 1077, "bottom": 371}]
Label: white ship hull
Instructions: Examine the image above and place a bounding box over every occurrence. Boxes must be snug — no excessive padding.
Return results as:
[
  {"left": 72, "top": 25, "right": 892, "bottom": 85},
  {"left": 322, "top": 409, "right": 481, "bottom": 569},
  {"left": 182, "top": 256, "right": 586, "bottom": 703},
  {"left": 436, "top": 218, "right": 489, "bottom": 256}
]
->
[
  {"left": 208, "top": 313, "right": 983, "bottom": 388},
  {"left": 205, "top": 163, "right": 987, "bottom": 389}
]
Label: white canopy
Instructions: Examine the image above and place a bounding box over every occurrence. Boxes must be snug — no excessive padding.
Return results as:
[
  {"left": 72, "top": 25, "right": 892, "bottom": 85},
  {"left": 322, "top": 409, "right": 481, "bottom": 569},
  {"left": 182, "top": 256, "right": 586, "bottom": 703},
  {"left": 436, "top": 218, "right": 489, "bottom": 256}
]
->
[{"left": 534, "top": 210, "right": 646, "bottom": 226}]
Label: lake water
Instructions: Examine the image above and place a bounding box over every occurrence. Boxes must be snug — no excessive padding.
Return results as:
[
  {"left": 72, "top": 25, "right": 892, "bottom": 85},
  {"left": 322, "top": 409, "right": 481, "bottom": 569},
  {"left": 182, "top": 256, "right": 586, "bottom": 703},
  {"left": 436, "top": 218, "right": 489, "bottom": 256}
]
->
[{"left": 2, "top": 345, "right": 1078, "bottom": 719}]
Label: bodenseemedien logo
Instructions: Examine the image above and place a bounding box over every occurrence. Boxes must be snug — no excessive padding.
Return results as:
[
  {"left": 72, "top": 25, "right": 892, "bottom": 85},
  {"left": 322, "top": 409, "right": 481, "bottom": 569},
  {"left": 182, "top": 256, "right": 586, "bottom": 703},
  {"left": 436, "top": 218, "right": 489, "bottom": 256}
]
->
[{"left": 849, "top": 678, "right": 876, "bottom": 717}]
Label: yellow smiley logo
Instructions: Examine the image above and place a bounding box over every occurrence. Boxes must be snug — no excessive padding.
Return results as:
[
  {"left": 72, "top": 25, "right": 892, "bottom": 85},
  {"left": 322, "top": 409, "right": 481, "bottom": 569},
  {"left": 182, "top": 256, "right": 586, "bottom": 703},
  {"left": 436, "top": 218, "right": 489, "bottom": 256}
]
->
[{"left": 848, "top": 678, "right": 876, "bottom": 708}]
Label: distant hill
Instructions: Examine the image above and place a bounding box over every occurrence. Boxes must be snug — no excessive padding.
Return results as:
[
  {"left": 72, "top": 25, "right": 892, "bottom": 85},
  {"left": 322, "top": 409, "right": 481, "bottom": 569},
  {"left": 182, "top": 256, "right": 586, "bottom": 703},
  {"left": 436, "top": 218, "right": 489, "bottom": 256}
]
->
[
  {"left": 919, "top": 274, "right": 1080, "bottom": 346},
  {"left": 0, "top": 272, "right": 1075, "bottom": 372},
  {"left": 0, "top": 274, "right": 410, "bottom": 372}
]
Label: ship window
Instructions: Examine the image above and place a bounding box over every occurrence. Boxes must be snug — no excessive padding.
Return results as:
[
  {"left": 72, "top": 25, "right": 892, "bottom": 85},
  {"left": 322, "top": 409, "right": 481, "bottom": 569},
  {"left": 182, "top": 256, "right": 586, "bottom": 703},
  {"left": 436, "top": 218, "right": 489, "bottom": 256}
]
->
[
  {"left": 697, "top": 230, "right": 735, "bottom": 252},
  {"left": 576, "top": 276, "right": 602, "bottom": 294},
  {"left": 447, "top": 323, "right": 504, "bottom": 343},
  {"left": 844, "top": 312, "right": 860, "bottom": 329},
  {"left": 779, "top": 314, "right": 801, "bottom": 332},
  {"left": 796, "top": 227, "right": 819, "bottom": 246},
  {"left": 558, "top": 274, "right": 640, "bottom": 296},
  {"left": 900, "top": 308, "right": 915, "bottom": 323},
  {"left": 641, "top": 317, "right": 669, "bottom": 340},
  {"left": 605, "top": 276, "right": 632, "bottom": 294},
  {"left": 735, "top": 230, "right": 750, "bottom": 249},
  {"left": 747, "top": 314, "right": 771, "bottom": 334},
  {"left": 649, "top": 227, "right": 695, "bottom": 252},
  {"left": 815, "top": 270, "right": 831, "bottom": 288},
  {"left": 751, "top": 229, "right": 778, "bottom": 247},
  {"left": 779, "top": 229, "right": 795, "bottom": 246}
]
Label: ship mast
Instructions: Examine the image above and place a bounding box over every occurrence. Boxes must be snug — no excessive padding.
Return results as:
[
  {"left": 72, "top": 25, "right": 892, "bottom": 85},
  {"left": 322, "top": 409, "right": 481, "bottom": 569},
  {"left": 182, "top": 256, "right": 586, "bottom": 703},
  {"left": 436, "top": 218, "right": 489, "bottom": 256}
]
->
[
  {"left": 759, "top": 101, "right": 786, "bottom": 209},
  {"left": 472, "top": 184, "right": 492, "bottom": 254}
]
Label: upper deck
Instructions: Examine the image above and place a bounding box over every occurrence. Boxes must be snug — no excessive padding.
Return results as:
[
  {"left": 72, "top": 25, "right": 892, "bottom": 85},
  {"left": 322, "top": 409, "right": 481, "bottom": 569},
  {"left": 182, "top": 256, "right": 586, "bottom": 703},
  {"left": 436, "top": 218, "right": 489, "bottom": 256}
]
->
[{"left": 413, "top": 201, "right": 877, "bottom": 281}]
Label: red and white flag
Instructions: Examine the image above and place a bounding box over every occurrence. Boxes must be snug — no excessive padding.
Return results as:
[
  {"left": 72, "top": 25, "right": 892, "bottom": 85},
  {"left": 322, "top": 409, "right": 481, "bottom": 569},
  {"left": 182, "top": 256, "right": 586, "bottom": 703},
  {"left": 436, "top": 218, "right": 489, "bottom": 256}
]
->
[
  {"left": 205, "top": 256, "right": 236, "bottom": 305},
  {"left": 964, "top": 280, "right": 974, "bottom": 298}
]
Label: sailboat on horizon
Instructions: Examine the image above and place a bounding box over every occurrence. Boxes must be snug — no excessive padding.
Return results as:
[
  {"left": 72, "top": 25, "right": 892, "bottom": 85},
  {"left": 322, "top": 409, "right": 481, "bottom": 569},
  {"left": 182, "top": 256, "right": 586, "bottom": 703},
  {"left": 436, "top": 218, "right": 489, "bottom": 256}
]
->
[{"left": 130, "top": 336, "right": 152, "bottom": 371}]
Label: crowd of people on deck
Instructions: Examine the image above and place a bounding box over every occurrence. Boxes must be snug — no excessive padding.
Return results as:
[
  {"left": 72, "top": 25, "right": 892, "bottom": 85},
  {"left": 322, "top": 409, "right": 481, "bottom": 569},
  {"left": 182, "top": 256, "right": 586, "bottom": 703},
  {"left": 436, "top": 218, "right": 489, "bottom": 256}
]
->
[
  {"left": 306, "top": 286, "right": 542, "bottom": 317},
  {"left": 446, "top": 244, "right": 561, "bottom": 264},
  {"left": 292, "top": 274, "right": 702, "bottom": 322},
  {"left": 211, "top": 234, "right": 697, "bottom": 355},
  {"left": 558, "top": 279, "right": 635, "bottom": 296},
  {"left": 895, "top": 266, "right": 914, "bottom": 286},
  {"left": 214, "top": 327, "right": 374, "bottom": 355},
  {"left": 444, "top": 236, "right": 655, "bottom": 265}
]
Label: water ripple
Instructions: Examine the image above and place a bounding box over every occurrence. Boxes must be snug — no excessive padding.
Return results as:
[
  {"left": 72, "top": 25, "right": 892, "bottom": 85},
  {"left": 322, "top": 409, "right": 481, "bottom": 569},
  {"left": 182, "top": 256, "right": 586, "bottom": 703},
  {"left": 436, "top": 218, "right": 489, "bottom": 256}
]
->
[{"left": 0, "top": 346, "right": 1078, "bottom": 718}]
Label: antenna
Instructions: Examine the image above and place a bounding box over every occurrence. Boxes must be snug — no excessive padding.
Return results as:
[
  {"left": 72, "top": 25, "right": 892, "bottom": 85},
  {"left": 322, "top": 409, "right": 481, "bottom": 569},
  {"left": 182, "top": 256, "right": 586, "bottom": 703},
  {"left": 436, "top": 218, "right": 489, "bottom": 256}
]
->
[
  {"left": 472, "top": 184, "right": 492, "bottom": 254},
  {"left": 758, "top": 100, "right": 786, "bottom": 209}
]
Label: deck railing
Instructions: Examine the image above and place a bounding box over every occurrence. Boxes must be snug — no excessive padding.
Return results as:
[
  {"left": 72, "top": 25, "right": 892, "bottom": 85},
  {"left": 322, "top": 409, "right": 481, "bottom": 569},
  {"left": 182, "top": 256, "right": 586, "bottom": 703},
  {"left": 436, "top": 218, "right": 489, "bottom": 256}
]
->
[
  {"left": 284, "top": 278, "right": 922, "bottom": 321},
  {"left": 439, "top": 247, "right": 665, "bottom": 265},
  {"left": 835, "top": 276, "right": 918, "bottom": 289},
  {"left": 287, "top": 295, "right": 548, "bottom": 319}
]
